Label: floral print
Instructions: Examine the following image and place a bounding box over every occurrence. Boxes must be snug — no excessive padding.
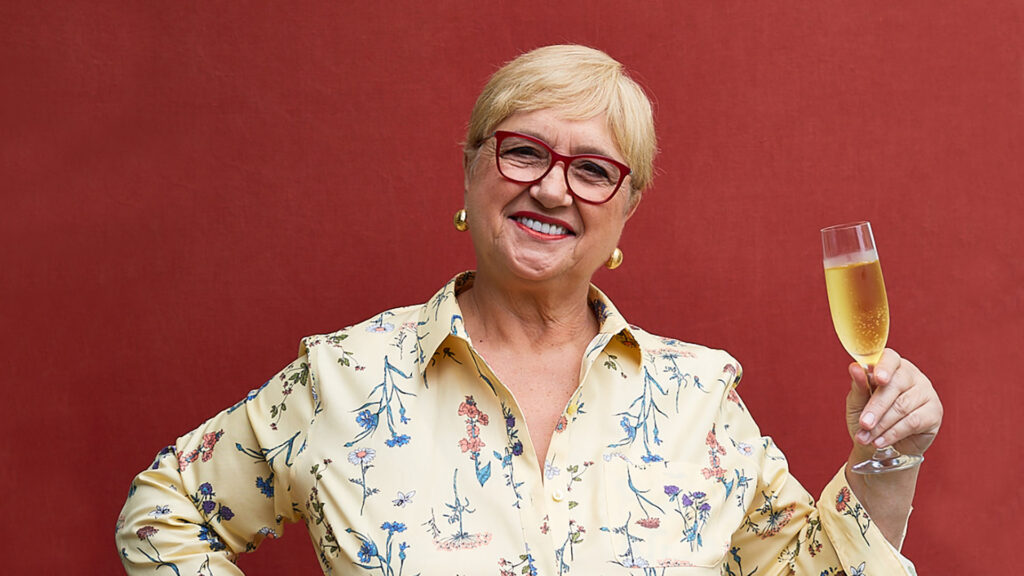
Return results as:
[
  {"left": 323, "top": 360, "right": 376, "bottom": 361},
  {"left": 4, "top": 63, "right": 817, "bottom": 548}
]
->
[
  {"left": 836, "top": 486, "right": 873, "bottom": 544},
  {"left": 117, "top": 273, "right": 912, "bottom": 575},
  {"left": 348, "top": 448, "right": 379, "bottom": 514},
  {"left": 457, "top": 395, "right": 492, "bottom": 486},
  {"left": 665, "top": 485, "right": 712, "bottom": 551},
  {"left": 177, "top": 429, "right": 223, "bottom": 471},
  {"left": 492, "top": 402, "right": 525, "bottom": 507},
  {"left": 346, "top": 521, "right": 412, "bottom": 576}
]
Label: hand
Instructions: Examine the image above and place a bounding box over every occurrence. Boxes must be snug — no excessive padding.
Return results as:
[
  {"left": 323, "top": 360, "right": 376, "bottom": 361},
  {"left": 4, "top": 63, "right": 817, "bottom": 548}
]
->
[{"left": 846, "top": 349, "right": 942, "bottom": 459}]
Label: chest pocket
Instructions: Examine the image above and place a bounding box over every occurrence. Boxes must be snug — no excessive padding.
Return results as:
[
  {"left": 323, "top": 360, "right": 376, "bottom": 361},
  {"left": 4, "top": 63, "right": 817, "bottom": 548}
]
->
[{"left": 599, "top": 457, "right": 730, "bottom": 571}]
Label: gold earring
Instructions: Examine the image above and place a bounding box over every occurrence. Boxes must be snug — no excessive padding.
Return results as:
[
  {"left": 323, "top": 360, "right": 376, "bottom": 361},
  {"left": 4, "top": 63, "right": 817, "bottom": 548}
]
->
[
  {"left": 453, "top": 208, "right": 468, "bottom": 232},
  {"left": 605, "top": 247, "right": 623, "bottom": 270}
]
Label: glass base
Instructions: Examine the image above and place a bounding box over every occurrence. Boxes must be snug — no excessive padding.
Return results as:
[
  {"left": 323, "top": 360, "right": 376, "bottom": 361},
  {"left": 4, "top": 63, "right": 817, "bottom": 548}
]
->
[{"left": 850, "top": 446, "right": 923, "bottom": 475}]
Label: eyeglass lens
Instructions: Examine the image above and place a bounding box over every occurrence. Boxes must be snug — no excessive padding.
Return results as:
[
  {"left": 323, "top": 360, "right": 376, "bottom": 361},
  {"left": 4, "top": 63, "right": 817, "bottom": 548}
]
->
[{"left": 495, "top": 134, "right": 625, "bottom": 203}]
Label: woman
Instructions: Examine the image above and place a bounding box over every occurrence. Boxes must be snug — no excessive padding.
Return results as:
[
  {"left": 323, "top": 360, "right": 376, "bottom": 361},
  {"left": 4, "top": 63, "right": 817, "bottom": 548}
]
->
[{"left": 117, "top": 45, "right": 941, "bottom": 575}]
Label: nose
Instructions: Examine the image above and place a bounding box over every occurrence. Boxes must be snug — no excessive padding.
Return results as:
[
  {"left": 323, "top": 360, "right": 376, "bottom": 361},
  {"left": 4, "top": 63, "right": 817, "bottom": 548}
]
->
[{"left": 529, "top": 160, "right": 573, "bottom": 208}]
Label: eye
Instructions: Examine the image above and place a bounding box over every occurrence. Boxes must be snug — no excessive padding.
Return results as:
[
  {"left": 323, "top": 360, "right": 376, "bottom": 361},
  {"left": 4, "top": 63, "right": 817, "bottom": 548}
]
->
[
  {"left": 499, "top": 138, "right": 549, "bottom": 166},
  {"left": 503, "top": 145, "right": 544, "bottom": 159},
  {"left": 571, "top": 159, "right": 616, "bottom": 183}
]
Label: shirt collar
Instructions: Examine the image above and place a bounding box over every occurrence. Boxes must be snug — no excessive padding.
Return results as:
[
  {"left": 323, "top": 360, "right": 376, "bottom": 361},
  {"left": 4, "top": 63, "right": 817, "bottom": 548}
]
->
[{"left": 415, "top": 271, "right": 637, "bottom": 373}]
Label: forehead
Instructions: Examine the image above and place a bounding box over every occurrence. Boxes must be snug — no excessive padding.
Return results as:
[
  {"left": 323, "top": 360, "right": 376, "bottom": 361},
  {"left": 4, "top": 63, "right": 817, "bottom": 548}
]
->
[{"left": 494, "top": 109, "right": 622, "bottom": 158}]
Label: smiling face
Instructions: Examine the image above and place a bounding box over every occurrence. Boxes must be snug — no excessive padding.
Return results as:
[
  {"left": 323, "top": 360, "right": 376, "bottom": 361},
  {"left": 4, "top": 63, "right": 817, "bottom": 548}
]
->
[{"left": 463, "top": 109, "right": 639, "bottom": 290}]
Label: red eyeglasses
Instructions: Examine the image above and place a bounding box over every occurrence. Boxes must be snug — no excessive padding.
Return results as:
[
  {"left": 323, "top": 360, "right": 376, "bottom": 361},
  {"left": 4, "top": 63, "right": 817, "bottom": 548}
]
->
[{"left": 492, "top": 131, "right": 631, "bottom": 204}]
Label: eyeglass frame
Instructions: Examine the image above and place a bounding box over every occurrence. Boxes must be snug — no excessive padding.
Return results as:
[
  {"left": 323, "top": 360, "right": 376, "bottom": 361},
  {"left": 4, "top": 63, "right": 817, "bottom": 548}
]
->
[{"left": 489, "top": 130, "right": 632, "bottom": 205}]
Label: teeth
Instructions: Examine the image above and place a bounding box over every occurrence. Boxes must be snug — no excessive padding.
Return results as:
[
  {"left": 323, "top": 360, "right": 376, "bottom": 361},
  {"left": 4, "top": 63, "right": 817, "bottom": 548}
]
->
[{"left": 517, "top": 217, "right": 568, "bottom": 236}]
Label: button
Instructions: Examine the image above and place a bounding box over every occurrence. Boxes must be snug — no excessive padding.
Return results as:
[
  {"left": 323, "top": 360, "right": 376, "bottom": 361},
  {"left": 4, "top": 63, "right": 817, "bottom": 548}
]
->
[{"left": 552, "top": 489, "right": 564, "bottom": 502}]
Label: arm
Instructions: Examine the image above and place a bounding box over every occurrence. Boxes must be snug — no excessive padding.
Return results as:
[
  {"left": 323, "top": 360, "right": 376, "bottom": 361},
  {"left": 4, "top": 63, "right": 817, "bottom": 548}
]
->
[
  {"left": 115, "top": 355, "right": 316, "bottom": 574},
  {"left": 844, "top": 349, "right": 942, "bottom": 547},
  {"left": 720, "top": 379, "right": 916, "bottom": 575}
]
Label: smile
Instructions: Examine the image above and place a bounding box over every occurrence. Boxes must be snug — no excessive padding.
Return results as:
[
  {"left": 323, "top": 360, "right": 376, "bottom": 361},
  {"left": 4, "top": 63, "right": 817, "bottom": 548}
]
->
[{"left": 513, "top": 216, "right": 573, "bottom": 236}]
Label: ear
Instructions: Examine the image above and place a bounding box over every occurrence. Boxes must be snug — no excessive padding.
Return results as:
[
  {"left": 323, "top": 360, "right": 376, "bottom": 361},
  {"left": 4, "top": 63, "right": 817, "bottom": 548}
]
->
[
  {"left": 623, "top": 190, "right": 642, "bottom": 221},
  {"left": 463, "top": 147, "right": 480, "bottom": 192}
]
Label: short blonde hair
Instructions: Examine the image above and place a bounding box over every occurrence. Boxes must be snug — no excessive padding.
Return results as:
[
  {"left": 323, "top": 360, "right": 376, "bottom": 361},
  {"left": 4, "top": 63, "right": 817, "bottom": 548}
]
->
[{"left": 464, "top": 45, "right": 657, "bottom": 199}]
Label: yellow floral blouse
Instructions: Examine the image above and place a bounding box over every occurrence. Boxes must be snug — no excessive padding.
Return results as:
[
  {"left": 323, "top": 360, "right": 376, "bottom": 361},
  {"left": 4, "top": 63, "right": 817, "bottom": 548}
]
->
[{"left": 116, "top": 272, "right": 914, "bottom": 575}]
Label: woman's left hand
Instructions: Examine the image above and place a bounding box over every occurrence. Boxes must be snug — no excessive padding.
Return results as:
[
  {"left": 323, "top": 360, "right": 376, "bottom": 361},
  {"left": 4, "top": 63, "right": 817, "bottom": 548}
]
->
[{"left": 846, "top": 348, "right": 942, "bottom": 459}]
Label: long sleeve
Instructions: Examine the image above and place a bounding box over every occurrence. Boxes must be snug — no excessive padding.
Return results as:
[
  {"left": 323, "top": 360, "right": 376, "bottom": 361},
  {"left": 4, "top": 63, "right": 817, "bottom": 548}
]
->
[
  {"left": 720, "top": 383, "right": 910, "bottom": 575},
  {"left": 115, "top": 355, "right": 317, "bottom": 575}
]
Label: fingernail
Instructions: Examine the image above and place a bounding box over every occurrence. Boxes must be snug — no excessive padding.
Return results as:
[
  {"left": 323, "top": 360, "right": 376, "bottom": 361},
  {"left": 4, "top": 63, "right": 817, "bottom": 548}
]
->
[
  {"left": 874, "top": 437, "right": 888, "bottom": 448},
  {"left": 862, "top": 412, "right": 875, "bottom": 427},
  {"left": 857, "top": 431, "right": 871, "bottom": 443},
  {"left": 875, "top": 370, "right": 889, "bottom": 382}
]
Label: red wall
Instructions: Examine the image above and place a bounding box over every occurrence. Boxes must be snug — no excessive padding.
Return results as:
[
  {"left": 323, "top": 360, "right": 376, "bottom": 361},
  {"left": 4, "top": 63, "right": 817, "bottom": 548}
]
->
[{"left": 3, "top": 2, "right": 1021, "bottom": 573}]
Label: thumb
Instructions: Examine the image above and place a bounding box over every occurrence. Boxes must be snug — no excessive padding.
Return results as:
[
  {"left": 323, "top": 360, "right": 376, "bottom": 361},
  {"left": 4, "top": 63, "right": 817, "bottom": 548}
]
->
[{"left": 846, "top": 362, "right": 872, "bottom": 437}]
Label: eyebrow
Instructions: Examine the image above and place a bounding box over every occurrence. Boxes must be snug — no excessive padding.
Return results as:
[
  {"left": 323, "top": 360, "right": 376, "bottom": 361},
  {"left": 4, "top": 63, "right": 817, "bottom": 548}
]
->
[{"left": 511, "top": 129, "right": 621, "bottom": 160}]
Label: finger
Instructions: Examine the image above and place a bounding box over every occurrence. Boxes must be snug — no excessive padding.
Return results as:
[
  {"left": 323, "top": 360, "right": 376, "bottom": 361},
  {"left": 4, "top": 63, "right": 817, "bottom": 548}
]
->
[
  {"left": 847, "top": 362, "right": 871, "bottom": 408},
  {"left": 869, "top": 348, "right": 901, "bottom": 387},
  {"left": 871, "top": 400, "right": 941, "bottom": 453},
  {"left": 865, "top": 384, "right": 929, "bottom": 446},
  {"left": 872, "top": 357, "right": 938, "bottom": 440},
  {"left": 858, "top": 352, "right": 915, "bottom": 431},
  {"left": 846, "top": 366, "right": 875, "bottom": 445}
]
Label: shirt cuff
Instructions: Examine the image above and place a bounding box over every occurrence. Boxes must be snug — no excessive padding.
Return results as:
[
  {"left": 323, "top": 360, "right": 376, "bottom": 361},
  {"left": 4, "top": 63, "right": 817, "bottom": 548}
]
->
[{"left": 817, "top": 466, "right": 912, "bottom": 575}]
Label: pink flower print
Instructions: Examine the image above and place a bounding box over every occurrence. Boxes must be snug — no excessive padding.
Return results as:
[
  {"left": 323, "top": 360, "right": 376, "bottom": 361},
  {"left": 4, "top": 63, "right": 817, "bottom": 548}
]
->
[
  {"left": 457, "top": 399, "right": 477, "bottom": 419},
  {"left": 836, "top": 487, "right": 851, "bottom": 512},
  {"left": 136, "top": 525, "right": 159, "bottom": 540},
  {"left": 456, "top": 395, "right": 492, "bottom": 486},
  {"left": 554, "top": 415, "right": 568, "bottom": 433},
  {"left": 701, "top": 466, "right": 726, "bottom": 480},
  {"left": 727, "top": 388, "right": 742, "bottom": 406},
  {"left": 657, "top": 559, "right": 695, "bottom": 568},
  {"left": 178, "top": 449, "right": 197, "bottom": 470},
  {"left": 459, "top": 436, "right": 484, "bottom": 454},
  {"left": 636, "top": 517, "right": 661, "bottom": 529},
  {"left": 200, "top": 430, "right": 224, "bottom": 462},
  {"left": 177, "top": 429, "right": 224, "bottom": 471},
  {"left": 705, "top": 429, "right": 726, "bottom": 455}
]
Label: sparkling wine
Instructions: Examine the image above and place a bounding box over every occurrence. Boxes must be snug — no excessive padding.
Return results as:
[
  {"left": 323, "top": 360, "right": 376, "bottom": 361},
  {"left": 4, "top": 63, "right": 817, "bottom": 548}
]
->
[{"left": 824, "top": 253, "right": 889, "bottom": 367}]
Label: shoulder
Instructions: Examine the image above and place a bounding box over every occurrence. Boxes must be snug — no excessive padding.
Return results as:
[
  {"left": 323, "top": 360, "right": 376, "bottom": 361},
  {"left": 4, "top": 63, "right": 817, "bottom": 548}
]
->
[
  {"left": 626, "top": 324, "right": 743, "bottom": 389},
  {"left": 300, "top": 303, "right": 424, "bottom": 354}
]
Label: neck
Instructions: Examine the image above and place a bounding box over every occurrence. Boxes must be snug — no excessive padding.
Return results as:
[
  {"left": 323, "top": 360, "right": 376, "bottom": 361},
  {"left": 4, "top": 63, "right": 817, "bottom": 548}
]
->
[{"left": 458, "top": 271, "right": 599, "bottom": 350}]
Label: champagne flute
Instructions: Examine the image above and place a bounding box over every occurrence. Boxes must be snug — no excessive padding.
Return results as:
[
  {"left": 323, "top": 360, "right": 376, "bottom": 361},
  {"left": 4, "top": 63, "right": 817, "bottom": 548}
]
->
[{"left": 821, "top": 221, "right": 923, "bottom": 474}]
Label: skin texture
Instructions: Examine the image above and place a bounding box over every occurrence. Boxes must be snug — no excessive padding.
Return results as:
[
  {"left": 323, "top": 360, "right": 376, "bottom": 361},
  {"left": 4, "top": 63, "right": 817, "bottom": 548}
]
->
[
  {"left": 845, "top": 349, "right": 942, "bottom": 547},
  {"left": 457, "top": 108, "right": 942, "bottom": 550}
]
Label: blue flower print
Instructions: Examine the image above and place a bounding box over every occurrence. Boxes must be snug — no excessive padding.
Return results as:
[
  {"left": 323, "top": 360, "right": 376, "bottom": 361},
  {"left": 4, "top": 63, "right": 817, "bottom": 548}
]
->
[
  {"left": 347, "top": 520, "right": 413, "bottom": 575},
  {"left": 345, "top": 357, "right": 416, "bottom": 449},
  {"left": 356, "top": 410, "right": 379, "bottom": 430},
  {"left": 197, "top": 524, "right": 226, "bottom": 552},
  {"left": 358, "top": 540, "right": 378, "bottom": 563},
  {"left": 256, "top": 474, "right": 274, "bottom": 498},
  {"left": 493, "top": 402, "right": 525, "bottom": 507},
  {"left": 385, "top": 434, "right": 410, "bottom": 447}
]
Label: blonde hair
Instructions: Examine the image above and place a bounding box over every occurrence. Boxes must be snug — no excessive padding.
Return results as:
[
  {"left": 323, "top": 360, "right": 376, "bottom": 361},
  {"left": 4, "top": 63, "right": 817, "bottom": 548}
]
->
[{"left": 464, "top": 45, "right": 657, "bottom": 199}]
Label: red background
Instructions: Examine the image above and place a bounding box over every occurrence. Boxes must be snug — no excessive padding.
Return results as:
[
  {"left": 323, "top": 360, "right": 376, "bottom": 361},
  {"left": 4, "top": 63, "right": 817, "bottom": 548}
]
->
[{"left": 3, "top": 2, "right": 1022, "bottom": 573}]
